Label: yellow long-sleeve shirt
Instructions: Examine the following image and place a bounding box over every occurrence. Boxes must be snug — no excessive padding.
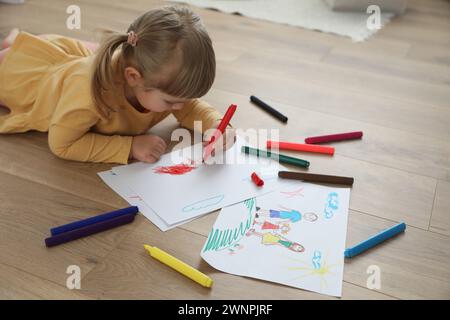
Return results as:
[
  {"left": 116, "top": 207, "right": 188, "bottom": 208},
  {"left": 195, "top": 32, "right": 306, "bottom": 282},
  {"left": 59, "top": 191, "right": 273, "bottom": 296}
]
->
[{"left": 0, "top": 32, "right": 222, "bottom": 164}]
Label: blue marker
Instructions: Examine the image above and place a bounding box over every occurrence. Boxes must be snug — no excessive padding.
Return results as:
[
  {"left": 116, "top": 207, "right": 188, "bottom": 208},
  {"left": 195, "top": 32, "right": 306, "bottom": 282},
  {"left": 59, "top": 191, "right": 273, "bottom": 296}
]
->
[
  {"left": 50, "top": 206, "right": 139, "bottom": 236},
  {"left": 344, "top": 222, "right": 406, "bottom": 258}
]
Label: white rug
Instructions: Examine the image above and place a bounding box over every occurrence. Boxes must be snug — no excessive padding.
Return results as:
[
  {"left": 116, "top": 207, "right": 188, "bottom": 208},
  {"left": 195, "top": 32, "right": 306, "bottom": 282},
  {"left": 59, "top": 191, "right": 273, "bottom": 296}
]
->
[{"left": 168, "top": 0, "right": 394, "bottom": 42}]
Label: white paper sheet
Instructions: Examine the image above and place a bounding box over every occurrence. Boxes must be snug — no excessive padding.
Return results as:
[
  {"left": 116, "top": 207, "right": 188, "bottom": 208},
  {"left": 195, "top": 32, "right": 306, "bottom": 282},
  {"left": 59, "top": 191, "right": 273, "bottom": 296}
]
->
[
  {"left": 201, "top": 182, "right": 350, "bottom": 297},
  {"left": 111, "top": 137, "right": 284, "bottom": 225},
  {"left": 97, "top": 170, "right": 198, "bottom": 231}
]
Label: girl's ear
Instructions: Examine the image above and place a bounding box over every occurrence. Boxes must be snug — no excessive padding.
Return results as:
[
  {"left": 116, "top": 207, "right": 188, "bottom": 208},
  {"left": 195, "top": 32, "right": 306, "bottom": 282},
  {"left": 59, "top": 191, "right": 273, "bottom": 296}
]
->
[{"left": 124, "top": 66, "right": 143, "bottom": 87}]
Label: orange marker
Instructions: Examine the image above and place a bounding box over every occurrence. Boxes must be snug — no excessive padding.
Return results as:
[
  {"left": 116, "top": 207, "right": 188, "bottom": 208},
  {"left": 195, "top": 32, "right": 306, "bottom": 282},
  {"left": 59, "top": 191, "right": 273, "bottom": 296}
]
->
[{"left": 267, "top": 140, "right": 334, "bottom": 155}]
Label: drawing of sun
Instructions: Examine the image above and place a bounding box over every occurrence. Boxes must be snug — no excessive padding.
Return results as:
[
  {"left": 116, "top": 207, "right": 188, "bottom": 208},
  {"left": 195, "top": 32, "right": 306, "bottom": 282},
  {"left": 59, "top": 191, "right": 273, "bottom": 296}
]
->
[{"left": 283, "top": 251, "right": 339, "bottom": 289}]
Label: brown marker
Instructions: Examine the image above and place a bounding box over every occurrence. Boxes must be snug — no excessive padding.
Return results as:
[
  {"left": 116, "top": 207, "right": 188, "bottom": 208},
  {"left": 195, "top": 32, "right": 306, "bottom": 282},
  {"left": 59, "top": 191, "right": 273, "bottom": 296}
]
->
[{"left": 278, "top": 171, "right": 354, "bottom": 186}]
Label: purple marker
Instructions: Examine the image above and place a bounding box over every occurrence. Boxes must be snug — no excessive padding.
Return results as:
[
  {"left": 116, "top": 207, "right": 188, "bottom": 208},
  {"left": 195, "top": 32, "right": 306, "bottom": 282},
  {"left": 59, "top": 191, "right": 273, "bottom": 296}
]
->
[{"left": 45, "top": 213, "right": 136, "bottom": 248}]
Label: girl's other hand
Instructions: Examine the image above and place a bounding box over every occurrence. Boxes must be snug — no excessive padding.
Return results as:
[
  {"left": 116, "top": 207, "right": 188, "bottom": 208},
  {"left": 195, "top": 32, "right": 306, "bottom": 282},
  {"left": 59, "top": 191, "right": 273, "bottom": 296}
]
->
[{"left": 130, "top": 134, "right": 167, "bottom": 163}]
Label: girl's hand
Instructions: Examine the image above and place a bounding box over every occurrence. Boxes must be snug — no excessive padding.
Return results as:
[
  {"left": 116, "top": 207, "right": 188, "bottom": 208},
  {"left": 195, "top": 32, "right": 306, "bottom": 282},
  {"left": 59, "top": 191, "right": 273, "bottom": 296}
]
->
[
  {"left": 203, "top": 122, "right": 236, "bottom": 156},
  {"left": 130, "top": 135, "right": 167, "bottom": 163}
]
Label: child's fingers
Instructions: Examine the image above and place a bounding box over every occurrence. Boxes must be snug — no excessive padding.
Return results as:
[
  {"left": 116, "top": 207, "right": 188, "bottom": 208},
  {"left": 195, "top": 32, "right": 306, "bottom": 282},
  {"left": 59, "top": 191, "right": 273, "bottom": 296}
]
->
[
  {"left": 150, "top": 150, "right": 162, "bottom": 160},
  {"left": 145, "top": 154, "right": 158, "bottom": 163},
  {"left": 203, "top": 130, "right": 214, "bottom": 142},
  {"left": 157, "top": 139, "right": 167, "bottom": 151},
  {"left": 143, "top": 149, "right": 161, "bottom": 163},
  {"left": 153, "top": 143, "right": 165, "bottom": 155}
]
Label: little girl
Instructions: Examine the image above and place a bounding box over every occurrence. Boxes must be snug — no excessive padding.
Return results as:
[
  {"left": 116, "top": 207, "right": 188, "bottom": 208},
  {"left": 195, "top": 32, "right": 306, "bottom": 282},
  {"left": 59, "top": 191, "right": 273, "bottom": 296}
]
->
[{"left": 0, "top": 5, "right": 234, "bottom": 164}]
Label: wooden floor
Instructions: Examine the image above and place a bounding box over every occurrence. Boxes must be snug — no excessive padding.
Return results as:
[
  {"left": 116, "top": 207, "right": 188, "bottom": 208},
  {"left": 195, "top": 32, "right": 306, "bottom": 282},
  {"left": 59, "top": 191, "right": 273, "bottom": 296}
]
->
[{"left": 0, "top": 0, "right": 449, "bottom": 300}]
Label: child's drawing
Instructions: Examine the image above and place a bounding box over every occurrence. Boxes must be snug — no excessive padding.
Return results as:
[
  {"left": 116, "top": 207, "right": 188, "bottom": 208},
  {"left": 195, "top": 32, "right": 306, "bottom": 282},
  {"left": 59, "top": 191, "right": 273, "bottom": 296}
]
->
[
  {"left": 253, "top": 220, "right": 291, "bottom": 234},
  {"left": 256, "top": 207, "right": 301, "bottom": 222},
  {"left": 256, "top": 206, "right": 318, "bottom": 223},
  {"left": 312, "top": 250, "right": 322, "bottom": 269},
  {"left": 182, "top": 194, "right": 225, "bottom": 212},
  {"left": 246, "top": 229, "right": 305, "bottom": 253},
  {"left": 280, "top": 187, "right": 304, "bottom": 199},
  {"left": 153, "top": 163, "right": 197, "bottom": 175},
  {"left": 111, "top": 136, "right": 285, "bottom": 226},
  {"left": 201, "top": 178, "right": 350, "bottom": 297},
  {"left": 324, "top": 192, "right": 339, "bottom": 219},
  {"left": 203, "top": 198, "right": 255, "bottom": 253},
  {"left": 227, "top": 243, "right": 245, "bottom": 256},
  {"left": 128, "top": 195, "right": 143, "bottom": 201},
  {"left": 286, "top": 250, "right": 339, "bottom": 290}
]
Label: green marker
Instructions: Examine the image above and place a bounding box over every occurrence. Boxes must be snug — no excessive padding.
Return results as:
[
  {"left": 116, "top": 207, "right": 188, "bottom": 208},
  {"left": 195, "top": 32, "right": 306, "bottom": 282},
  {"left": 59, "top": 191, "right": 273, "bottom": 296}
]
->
[{"left": 241, "top": 146, "right": 310, "bottom": 169}]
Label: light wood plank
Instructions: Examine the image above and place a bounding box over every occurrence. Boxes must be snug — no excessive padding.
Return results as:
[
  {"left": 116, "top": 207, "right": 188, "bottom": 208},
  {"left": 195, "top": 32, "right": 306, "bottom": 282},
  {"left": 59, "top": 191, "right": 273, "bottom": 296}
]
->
[
  {"left": 430, "top": 180, "right": 450, "bottom": 236},
  {"left": 214, "top": 64, "right": 450, "bottom": 140},
  {"left": 0, "top": 170, "right": 141, "bottom": 286},
  {"left": 0, "top": 132, "right": 127, "bottom": 208},
  {"left": 406, "top": 42, "right": 450, "bottom": 67},
  {"left": 408, "top": 0, "right": 450, "bottom": 18},
  {"left": 344, "top": 211, "right": 450, "bottom": 299},
  {"left": 322, "top": 45, "right": 450, "bottom": 86},
  {"left": 401, "top": 7, "right": 450, "bottom": 30},
  {"left": 0, "top": 263, "right": 92, "bottom": 300},
  {"left": 377, "top": 12, "right": 450, "bottom": 46},
  {"left": 222, "top": 50, "right": 450, "bottom": 110}
]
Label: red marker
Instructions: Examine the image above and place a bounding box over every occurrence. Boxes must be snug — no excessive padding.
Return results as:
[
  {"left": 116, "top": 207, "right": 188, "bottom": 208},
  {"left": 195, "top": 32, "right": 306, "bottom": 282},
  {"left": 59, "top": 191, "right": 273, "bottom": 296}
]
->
[
  {"left": 305, "top": 131, "right": 363, "bottom": 144},
  {"left": 251, "top": 172, "right": 264, "bottom": 187},
  {"left": 267, "top": 140, "right": 334, "bottom": 155},
  {"left": 203, "top": 104, "right": 237, "bottom": 162}
]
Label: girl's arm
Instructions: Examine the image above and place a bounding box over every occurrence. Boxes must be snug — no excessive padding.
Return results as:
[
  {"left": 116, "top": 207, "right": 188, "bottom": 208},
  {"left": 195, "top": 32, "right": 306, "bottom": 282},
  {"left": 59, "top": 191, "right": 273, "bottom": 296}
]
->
[
  {"left": 48, "top": 74, "right": 133, "bottom": 164},
  {"left": 173, "top": 99, "right": 236, "bottom": 151},
  {"left": 172, "top": 99, "right": 223, "bottom": 132},
  {"left": 48, "top": 123, "right": 133, "bottom": 164}
]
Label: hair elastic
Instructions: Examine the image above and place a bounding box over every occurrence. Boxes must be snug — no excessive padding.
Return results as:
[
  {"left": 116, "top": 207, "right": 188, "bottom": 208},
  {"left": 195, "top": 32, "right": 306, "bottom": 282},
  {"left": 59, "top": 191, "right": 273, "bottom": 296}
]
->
[{"left": 127, "top": 31, "right": 138, "bottom": 47}]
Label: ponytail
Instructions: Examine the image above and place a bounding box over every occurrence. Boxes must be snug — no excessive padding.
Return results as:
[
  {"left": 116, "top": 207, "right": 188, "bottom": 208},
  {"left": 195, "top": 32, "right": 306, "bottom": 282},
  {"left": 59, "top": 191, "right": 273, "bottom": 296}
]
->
[{"left": 91, "top": 32, "right": 127, "bottom": 118}]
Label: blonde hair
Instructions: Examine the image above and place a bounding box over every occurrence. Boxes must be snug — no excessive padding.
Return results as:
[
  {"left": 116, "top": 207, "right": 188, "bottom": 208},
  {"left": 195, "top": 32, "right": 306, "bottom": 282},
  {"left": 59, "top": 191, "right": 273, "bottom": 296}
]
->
[{"left": 91, "top": 5, "right": 216, "bottom": 118}]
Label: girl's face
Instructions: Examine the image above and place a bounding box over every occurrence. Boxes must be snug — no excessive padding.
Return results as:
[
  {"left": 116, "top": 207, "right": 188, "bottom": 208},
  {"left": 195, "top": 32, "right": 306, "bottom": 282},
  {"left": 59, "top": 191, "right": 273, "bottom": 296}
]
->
[
  {"left": 123, "top": 65, "right": 189, "bottom": 113},
  {"left": 133, "top": 86, "right": 188, "bottom": 112}
]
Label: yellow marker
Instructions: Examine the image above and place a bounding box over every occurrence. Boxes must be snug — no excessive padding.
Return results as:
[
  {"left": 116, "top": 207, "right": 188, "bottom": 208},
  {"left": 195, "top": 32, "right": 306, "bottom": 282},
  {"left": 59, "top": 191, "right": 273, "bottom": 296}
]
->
[{"left": 143, "top": 244, "right": 213, "bottom": 288}]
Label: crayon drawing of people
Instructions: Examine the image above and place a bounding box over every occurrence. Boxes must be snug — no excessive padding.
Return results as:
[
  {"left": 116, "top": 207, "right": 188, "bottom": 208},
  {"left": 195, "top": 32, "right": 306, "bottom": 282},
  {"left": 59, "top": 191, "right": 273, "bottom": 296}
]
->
[
  {"left": 256, "top": 206, "right": 318, "bottom": 223},
  {"left": 246, "top": 229, "right": 305, "bottom": 253},
  {"left": 256, "top": 206, "right": 301, "bottom": 222},
  {"left": 253, "top": 220, "right": 291, "bottom": 234}
]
